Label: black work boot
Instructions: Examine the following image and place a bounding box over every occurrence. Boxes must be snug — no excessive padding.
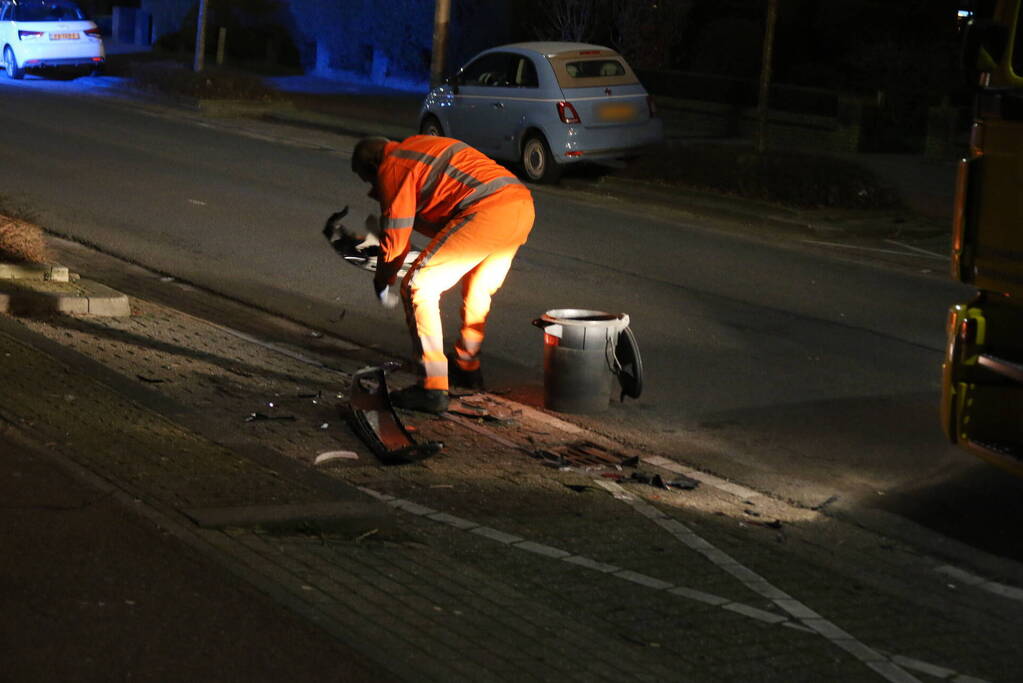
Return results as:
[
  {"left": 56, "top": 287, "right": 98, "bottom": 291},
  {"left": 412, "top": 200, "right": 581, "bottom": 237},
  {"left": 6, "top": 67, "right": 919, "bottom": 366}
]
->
[
  {"left": 389, "top": 385, "right": 450, "bottom": 414},
  {"left": 448, "top": 353, "right": 485, "bottom": 391}
]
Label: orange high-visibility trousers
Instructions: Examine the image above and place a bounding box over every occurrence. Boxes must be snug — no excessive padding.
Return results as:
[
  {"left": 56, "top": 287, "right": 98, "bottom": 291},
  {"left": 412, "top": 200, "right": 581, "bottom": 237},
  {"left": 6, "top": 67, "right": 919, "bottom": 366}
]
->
[{"left": 400, "top": 197, "right": 534, "bottom": 391}]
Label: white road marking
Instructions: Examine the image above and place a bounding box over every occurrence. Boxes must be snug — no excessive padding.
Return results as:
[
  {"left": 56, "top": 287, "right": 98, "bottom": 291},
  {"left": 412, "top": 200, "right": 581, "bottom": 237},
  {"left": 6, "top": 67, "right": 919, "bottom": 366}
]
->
[
  {"left": 360, "top": 486, "right": 988, "bottom": 682},
  {"left": 889, "top": 654, "right": 956, "bottom": 679},
  {"left": 937, "top": 565, "right": 1023, "bottom": 604},
  {"left": 882, "top": 239, "right": 946, "bottom": 259},
  {"left": 591, "top": 479, "right": 919, "bottom": 683},
  {"left": 802, "top": 239, "right": 937, "bottom": 258}
]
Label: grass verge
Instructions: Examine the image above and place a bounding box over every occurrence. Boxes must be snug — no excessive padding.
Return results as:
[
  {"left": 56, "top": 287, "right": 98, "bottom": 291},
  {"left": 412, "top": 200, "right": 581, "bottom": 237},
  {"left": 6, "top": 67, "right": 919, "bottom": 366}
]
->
[
  {"left": 128, "top": 60, "right": 281, "bottom": 101},
  {"left": 0, "top": 215, "right": 50, "bottom": 264}
]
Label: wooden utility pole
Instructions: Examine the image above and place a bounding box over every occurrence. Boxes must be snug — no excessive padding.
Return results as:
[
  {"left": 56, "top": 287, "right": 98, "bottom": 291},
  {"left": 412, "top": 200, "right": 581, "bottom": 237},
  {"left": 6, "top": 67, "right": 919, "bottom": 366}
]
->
[
  {"left": 430, "top": 0, "right": 451, "bottom": 88},
  {"left": 756, "top": 0, "right": 779, "bottom": 154},
  {"left": 193, "top": 0, "right": 209, "bottom": 72}
]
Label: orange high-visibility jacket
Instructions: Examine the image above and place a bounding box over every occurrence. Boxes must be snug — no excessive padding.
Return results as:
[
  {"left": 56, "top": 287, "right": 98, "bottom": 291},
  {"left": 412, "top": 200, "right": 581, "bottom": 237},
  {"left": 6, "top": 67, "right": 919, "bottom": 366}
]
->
[{"left": 372, "top": 135, "right": 533, "bottom": 285}]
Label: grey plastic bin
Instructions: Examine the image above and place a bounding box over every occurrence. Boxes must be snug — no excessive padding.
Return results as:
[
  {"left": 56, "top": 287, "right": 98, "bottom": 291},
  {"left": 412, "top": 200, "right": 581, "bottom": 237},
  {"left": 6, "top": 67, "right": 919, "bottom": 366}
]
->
[{"left": 532, "top": 309, "right": 634, "bottom": 413}]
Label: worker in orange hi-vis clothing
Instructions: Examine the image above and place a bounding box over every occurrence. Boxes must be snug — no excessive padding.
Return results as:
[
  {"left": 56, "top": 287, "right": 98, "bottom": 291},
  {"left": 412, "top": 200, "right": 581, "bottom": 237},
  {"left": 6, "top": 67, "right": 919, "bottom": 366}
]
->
[{"left": 351, "top": 135, "right": 535, "bottom": 414}]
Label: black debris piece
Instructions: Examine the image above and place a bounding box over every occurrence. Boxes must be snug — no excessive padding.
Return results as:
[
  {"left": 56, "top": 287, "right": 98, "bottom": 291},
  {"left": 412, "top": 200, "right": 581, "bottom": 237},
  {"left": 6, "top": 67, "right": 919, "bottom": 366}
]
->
[
  {"left": 630, "top": 471, "right": 700, "bottom": 491},
  {"left": 245, "top": 412, "right": 296, "bottom": 422},
  {"left": 136, "top": 375, "right": 166, "bottom": 383},
  {"left": 630, "top": 472, "right": 670, "bottom": 490},
  {"left": 748, "top": 519, "right": 783, "bottom": 530},
  {"left": 666, "top": 475, "right": 700, "bottom": 490},
  {"left": 811, "top": 495, "right": 839, "bottom": 511}
]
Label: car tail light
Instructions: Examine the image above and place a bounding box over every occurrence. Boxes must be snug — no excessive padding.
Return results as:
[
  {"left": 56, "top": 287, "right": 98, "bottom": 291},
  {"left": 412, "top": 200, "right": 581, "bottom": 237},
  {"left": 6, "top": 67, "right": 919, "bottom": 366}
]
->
[
  {"left": 557, "top": 101, "right": 580, "bottom": 124},
  {"left": 647, "top": 95, "right": 657, "bottom": 117},
  {"left": 85, "top": 28, "right": 102, "bottom": 38},
  {"left": 18, "top": 30, "right": 44, "bottom": 40}
]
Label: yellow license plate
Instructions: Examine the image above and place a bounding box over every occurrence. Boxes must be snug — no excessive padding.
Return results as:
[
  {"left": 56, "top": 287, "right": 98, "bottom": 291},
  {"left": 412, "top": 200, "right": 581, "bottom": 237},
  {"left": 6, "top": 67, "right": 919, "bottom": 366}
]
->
[
  {"left": 597, "top": 102, "right": 637, "bottom": 122},
  {"left": 50, "top": 32, "right": 79, "bottom": 40}
]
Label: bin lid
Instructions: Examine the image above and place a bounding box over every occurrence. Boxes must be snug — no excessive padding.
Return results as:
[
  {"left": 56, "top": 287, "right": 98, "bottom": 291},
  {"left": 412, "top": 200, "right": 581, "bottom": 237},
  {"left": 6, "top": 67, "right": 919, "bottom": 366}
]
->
[{"left": 615, "top": 326, "right": 643, "bottom": 401}]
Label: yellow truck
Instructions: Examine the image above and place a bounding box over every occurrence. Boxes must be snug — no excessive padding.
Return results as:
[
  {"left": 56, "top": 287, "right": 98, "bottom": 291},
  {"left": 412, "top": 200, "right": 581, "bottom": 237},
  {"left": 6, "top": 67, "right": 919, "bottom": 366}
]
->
[{"left": 942, "top": 0, "right": 1023, "bottom": 474}]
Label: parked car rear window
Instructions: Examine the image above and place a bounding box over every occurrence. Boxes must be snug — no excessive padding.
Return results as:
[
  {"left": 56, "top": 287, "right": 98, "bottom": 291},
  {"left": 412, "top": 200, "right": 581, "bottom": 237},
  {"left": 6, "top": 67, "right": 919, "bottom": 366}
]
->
[
  {"left": 564, "top": 59, "right": 626, "bottom": 78},
  {"left": 14, "top": 0, "right": 86, "bottom": 22},
  {"left": 550, "top": 53, "right": 639, "bottom": 88}
]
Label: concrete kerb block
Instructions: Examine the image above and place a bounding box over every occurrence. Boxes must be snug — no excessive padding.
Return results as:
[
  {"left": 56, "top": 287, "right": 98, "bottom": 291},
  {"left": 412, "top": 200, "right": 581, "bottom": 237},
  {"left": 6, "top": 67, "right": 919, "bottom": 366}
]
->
[
  {"left": 0, "top": 274, "right": 130, "bottom": 317},
  {"left": 84, "top": 280, "right": 132, "bottom": 316},
  {"left": 0, "top": 262, "right": 71, "bottom": 282}
]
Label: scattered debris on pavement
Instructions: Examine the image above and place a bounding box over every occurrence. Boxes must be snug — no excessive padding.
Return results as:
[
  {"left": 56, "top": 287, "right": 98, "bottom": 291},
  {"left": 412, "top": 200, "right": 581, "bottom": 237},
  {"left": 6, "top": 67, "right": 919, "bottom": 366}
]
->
[
  {"left": 314, "top": 450, "right": 360, "bottom": 465},
  {"left": 629, "top": 471, "right": 701, "bottom": 491},
  {"left": 534, "top": 441, "right": 635, "bottom": 469},
  {"left": 244, "top": 412, "right": 296, "bottom": 422},
  {"left": 346, "top": 365, "right": 443, "bottom": 464}
]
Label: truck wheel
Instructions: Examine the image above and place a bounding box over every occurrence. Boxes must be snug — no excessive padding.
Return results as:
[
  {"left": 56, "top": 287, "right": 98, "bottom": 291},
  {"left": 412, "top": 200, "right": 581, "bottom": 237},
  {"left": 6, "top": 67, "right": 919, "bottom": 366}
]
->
[
  {"left": 521, "top": 134, "right": 562, "bottom": 183},
  {"left": 419, "top": 116, "right": 444, "bottom": 136},
  {"left": 3, "top": 46, "right": 23, "bottom": 80}
]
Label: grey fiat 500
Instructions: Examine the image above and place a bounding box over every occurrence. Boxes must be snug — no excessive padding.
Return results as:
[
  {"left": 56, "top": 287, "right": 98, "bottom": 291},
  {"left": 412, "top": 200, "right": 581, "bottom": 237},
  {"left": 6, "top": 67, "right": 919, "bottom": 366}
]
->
[{"left": 419, "top": 42, "right": 663, "bottom": 183}]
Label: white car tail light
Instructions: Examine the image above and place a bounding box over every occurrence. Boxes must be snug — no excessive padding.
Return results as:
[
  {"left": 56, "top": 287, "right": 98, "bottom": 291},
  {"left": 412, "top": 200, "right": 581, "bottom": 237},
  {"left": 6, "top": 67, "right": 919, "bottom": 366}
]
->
[{"left": 18, "top": 30, "right": 44, "bottom": 40}]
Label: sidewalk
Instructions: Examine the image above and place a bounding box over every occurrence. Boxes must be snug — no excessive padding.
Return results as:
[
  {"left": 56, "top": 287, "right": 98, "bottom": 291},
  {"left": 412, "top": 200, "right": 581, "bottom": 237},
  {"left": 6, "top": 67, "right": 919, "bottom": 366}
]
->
[
  {"left": 1, "top": 243, "right": 1019, "bottom": 682},
  {"left": 0, "top": 432, "right": 391, "bottom": 683}
]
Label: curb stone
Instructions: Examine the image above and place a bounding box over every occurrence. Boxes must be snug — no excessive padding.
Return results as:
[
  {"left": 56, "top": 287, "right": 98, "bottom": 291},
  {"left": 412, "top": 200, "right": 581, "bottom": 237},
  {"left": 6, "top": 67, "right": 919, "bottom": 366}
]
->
[{"left": 0, "top": 265, "right": 130, "bottom": 317}]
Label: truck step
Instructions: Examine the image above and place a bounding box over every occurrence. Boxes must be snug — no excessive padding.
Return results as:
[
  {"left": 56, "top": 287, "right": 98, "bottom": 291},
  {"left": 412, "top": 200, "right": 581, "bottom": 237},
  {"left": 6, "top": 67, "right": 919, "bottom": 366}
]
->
[
  {"left": 967, "top": 438, "right": 1022, "bottom": 461},
  {"left": 978, "top": 353, "right": 1023, "bottom": 383}
]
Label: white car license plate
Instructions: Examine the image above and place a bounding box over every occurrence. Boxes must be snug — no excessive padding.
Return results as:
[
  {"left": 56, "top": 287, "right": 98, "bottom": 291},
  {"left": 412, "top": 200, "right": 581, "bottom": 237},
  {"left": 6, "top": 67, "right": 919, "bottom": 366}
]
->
[{"left": 50, "top": 32, "right": 79, "bottom": 40}]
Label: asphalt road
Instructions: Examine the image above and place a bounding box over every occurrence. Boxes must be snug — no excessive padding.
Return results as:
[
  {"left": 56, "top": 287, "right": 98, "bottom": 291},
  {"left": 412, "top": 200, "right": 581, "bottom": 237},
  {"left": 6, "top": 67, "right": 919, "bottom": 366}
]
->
[{"left": 3, "top": 78, "right": 1022, "bottom": 562}]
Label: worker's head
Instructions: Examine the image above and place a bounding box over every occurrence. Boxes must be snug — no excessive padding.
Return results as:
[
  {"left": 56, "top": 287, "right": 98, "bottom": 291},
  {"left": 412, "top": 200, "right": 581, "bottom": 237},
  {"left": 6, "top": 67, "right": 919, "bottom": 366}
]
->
[{"left": 351, "top": 137, "right": 390, "bottom": 184}]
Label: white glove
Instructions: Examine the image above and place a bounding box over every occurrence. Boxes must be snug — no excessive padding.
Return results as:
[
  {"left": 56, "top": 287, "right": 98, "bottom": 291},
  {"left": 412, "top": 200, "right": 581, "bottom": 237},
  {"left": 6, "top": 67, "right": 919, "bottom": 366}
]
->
[
  {"left": 355, "top": 231, "right": 380, "bottom": 252},
  {"left": 376, "top": 284, "right": 399, "bottom": 309}
]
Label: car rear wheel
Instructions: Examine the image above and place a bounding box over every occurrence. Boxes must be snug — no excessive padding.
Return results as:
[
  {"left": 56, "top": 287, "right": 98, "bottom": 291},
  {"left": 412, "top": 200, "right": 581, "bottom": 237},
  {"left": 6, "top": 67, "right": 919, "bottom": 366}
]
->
[
  {"left": 419, "top": 116, "right": 444, "bottom": 136},
  {"left": 3, "top": 46, "right": 24, "bottom": 80},
  {"left": 521, "top": 134, "right": 562, "bottom": 183}
]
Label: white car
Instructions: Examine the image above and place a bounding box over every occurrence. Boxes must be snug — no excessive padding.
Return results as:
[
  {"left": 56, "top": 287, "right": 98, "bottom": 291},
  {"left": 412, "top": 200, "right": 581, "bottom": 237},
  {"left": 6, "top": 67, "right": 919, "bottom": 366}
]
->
[{"left": 0, "top": 0, "right": 104, "bottom": 79}]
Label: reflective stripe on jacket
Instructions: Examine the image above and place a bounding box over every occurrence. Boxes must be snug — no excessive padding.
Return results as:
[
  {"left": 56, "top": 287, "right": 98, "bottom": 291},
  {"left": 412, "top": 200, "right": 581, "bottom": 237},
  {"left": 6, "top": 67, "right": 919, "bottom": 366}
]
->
[{"left": 374, "top": 135, "right": 532, "bottom": 276}]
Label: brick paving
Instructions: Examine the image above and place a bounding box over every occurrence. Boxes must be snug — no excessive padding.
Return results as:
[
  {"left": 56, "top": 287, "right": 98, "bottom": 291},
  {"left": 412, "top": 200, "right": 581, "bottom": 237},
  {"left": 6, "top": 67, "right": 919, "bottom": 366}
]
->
[{"left": 2, "top": 270, "right": 1021, "bottom": 681}]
